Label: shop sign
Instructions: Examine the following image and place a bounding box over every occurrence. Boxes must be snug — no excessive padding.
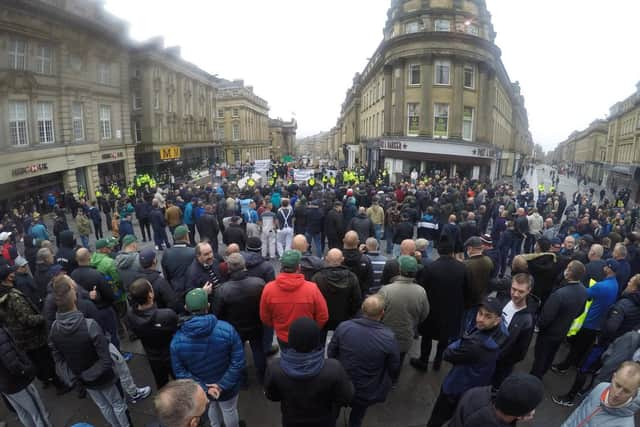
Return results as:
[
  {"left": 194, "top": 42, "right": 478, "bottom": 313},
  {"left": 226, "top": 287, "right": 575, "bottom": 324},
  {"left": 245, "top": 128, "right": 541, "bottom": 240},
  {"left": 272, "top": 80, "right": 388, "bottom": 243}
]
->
[
  {"left": 102, "top": 152, "right": 124, "bottom": 160},
  {"left": 12, "top": 163, "right": 48, "bottom": 177},
  {"left": 381, "top": 140, "right": 407, "bottom": 150},
  {"left": 160, "top": 146, "right": 181, "bottom": 160}
]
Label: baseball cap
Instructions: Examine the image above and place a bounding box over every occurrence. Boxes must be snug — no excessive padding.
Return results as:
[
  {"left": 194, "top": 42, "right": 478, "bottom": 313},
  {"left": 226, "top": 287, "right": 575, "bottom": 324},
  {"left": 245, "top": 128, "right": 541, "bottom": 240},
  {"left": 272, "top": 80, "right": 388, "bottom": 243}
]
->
[
  {"left": 121, "top": 235, "right": 137, "bottom": 248},
  {"left": 495, "top": 374, "right": 544, "bottom": 417},
  {"left": 398, "top": 255, "right": 418, "bottom": 275},
  {"left": 280, "top": 250, "right": 302, "bottom": 268},
  {"left": 95, "top": 239, "right": 112, "bottom": 250},
  {"left": 464, "top": 236, "right": 483, "bottom": 249},
  {"left": 0, "top": 231, "right": 11, "bottom": 242},
  {"left": 0, "top": 265, "right": 16, "bottom": 281},
  {"left": 139, "top": 248, "right": 156, "bottom": 268},
  {"left": 551, "top": 237, "right": 562, "bottom": 247},
  {"left": 605, "top": 258, "right": 619, "bottom": 272},
  {"left": 14, "top": 256, "right": 28, "bottom": 268},
  {"left": 480, "top": 296, "right": 503, "bottom": 316},
  {"left": 173, "top": 225, "right": 189, "bottom": 239},
  {"left": 185, "top": 288, "right": 208, "bottom": 313}
]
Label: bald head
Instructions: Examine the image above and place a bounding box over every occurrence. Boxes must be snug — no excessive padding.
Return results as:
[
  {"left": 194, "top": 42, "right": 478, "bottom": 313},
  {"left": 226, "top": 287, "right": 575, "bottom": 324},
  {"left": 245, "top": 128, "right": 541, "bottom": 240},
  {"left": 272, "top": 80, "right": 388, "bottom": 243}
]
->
[
  {"left": 512, "top": 255, "right": 529, "bottom": 274},
  {"left": 358, "top": 206, "right": 366, "bottom": 214},
  {"left": 325, "top": 249, "right": 344, "bottom": 267},
  {"left": 76, "top": 247, "right": 91, "bottom": 266},
  {"left": 343, "top": 231, "right": 360, "bottom": 249},
  {"left": 361, "top": 294, "right": 385, "bottom": 320},
  {"left": 365, "top": 237, "right": 379, "bottom": 252},
  {"left": 226, "top": 243, "right": 240, "bottom": 256},
  {"left": 400, "top": 239, "right": 416, "bottom": 256},
  {"left": 292, "top": 234, "right": 309, "bottom": 252}
]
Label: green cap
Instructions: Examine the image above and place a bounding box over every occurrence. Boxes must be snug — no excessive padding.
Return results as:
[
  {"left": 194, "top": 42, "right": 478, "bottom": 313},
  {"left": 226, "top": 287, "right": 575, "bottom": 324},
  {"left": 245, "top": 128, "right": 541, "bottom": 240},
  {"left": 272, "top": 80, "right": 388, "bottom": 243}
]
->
[
  {"left": 280, "top": 250, "right": 302, "bottom": 269},
  {"left": 174, "top": 225, "right": 189, "bottom": 239},
  {"left": 121, "top": 234, "right": 137, "bottom": 247},
  {"left": 185, "top": 288, "right": 208, "bottom": 313},
  {"left": 95, "top": 239, "right": 110, "bottom": 250},
  {"left": 398, "top": 255, "right": 418, "bottom": 275}
]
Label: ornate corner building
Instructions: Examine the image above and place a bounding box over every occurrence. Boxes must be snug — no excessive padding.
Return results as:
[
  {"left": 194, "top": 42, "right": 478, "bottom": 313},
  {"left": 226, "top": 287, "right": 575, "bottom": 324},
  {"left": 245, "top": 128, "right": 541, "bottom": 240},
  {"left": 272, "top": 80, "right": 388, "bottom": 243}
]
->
[{"left": 336, "top": 0, "right": 533, "bottom": 182}]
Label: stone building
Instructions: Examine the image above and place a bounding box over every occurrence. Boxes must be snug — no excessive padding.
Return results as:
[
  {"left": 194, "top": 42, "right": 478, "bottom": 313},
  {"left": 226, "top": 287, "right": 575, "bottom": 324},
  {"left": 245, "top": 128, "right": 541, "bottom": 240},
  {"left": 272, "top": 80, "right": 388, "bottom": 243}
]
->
[
  {"left": 0, "top": 0, "right": 136, "bottom": 209},
  {"left": 552, "top": 121, "right": 607, "bottom": 184},
  {"left": 268, "top": 118, "right": 297, "bottom": 159},
  {"left": 334, "top": 0, "right": 532, "bottom": 181},
  {"left": 130, "top": 38, "right": 223, "bottom": 182},
  {"left": 216, "top": 80, "right": 271, "bottom": 164}
]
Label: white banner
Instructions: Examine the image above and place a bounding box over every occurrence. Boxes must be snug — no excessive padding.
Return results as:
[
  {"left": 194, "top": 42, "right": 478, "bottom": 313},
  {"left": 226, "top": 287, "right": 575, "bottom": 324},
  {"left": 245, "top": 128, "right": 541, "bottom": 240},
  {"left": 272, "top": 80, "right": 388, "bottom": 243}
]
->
[
  {"left": 254, "top": 159, "right": 271, "bottom": 172},
  {"left": 293, "top": 169, "right": 315, "bottom": 181}
]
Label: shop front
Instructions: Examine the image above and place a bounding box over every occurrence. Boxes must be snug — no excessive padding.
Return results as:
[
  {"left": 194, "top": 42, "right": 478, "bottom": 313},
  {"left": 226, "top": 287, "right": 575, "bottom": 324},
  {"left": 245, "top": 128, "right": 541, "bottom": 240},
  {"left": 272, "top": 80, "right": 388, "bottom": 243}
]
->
[{"left": 0, "top": 162, "right": 64, "bottom": 215}]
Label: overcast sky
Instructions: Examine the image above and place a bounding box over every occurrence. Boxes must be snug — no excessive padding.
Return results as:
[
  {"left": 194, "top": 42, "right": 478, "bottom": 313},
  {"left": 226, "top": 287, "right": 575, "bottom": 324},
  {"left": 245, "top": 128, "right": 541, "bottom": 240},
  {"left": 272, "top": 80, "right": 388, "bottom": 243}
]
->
[{"left": 104, "top": 0, "right": 639, "bottom": 153}]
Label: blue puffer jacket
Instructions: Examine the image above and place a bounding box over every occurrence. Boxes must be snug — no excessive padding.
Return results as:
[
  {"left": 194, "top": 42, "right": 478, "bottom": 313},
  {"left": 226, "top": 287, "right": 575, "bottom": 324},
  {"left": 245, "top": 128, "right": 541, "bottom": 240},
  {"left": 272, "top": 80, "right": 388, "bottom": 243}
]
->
[
  {"left": 442, "top": 324, "right": 506, "bottom": 397},
  {"left": 170, "top": 314, "right": 245, "bottom": 401}
]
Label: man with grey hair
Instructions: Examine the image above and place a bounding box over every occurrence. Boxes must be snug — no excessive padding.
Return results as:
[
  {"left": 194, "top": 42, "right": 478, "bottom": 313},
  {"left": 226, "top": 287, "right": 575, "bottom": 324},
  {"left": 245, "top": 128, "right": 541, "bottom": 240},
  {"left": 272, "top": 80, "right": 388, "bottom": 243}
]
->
[
  {"left": 584, "top": 243, "right": 606, "bottom": 286},
  {"left": 365, "top": 237, "right": 387, "bottom": 293},
  {"left": 214, "top": 252, "right": 267, "bottom": 383},
  {"left": 154, "top": 378, "right": 209, "bottom": 427},
  {"left": 613, "top": 243, "right": 631, "bottom": 294}
]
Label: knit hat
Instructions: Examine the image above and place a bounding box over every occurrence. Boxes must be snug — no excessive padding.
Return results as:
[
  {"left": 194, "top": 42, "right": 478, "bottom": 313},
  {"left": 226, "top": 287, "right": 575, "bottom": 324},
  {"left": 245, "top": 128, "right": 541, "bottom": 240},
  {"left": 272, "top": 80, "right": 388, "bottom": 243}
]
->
[
  {"left": 398, "top": 255, "right": 418, "bottom": 275},
  {"left": 480, "top": 234, "right": 493, "bottom": 245},
  {"left": 464, "top": 236, "right": 483, "bottom": 249},
  {"left": 121, "top": 234, "right": 137, "bottom": 248},
  {"left": 605, "top": 258, "right": 619, "bottom": 272},
  {"left": 246, "top": 237, "right": 262, "bottom": 252},
  {"left": 14, "top": 256, "right": 28, "bottom": 268},
  {"left": 280, "top": 250, "right": 302, "bottom": 269},
  {"left": 495, "top": 373, "right": 544, "bottom": 417},
  {"left": 139, "top": 247, "right": 156, "bottom": 268},
  {"left": 185, "top": 288, "right": 208, "bottom": 313},
  {"left": 0, "top": 265, "right": 15, "bottom": 281},
  {"left": 173, "top": 225, "right": 189, "bottom": 239},
  {"left": 288, "top": 317, "right": 321, "bottom": 353}
]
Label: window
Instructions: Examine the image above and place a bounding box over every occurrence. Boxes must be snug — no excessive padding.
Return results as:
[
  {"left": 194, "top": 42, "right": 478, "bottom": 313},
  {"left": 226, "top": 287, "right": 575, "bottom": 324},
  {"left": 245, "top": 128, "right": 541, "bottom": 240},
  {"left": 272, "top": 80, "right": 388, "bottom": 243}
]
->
[
  {"left": 72, "top": 102, "right": 84, "bottom": 141},
  {"left": 435, "top": 60, "right": 451, "bottom": 85},
  {"left": 463, "top": 107, "right": 474, "bottom": 141},
  {"left": 184, "top": 95, "right": 191, "bottom": 115},
  {"left": 69, "top": 53, "right": 82, "bottom": 72},
  {"left": 434, "top": 103, "right": 449, "bottom": 138},
  {"left": 133, "top": 91, "right": 142, "bottom": 110},
  {"left": 217, "top": 108, "right": 224, "bottom": 119},
  {"left": 97, "top": 62, "right": 110, "bottom": 84},
  {"left": 154, "top": 92, "right": 160, "bottom": 110},
  {"left": 408, "top": 64, "right": 421, "bottom": 86},
  {"left": 233, "top": 149, "right": 240, "bottom": 162},
  {"left": 217, "top": 125, "right": 225, "bottom": 140},
  {"left": 434, "top": 19, "right": 451, "bottom": 32},
  {"left": 407, "top": 103, "right": 420, "bottom": 136},
  {"left": 168, "top": 94, "right": 174, "bottom": 113},
  {"left": 8, "top": 39, "right": 26, "bottom": 70},
  {"left": 466, "top": 24, "right": 479, "bottom": 36},
  {"left": 35, "top": 45, "right": 53, "bottom": 75},
  {"left": 232, "top": 123, "right": 240, "bottom": 141},
  {"left": 232, "top": 108, "right": 239, "bottom": 117},
  {"left": 9, "top": 101, "right": 28, "bottom": 146},
  {"left": 36, "top": 102, "right": 55, "bottom": 144},
  {"left": 99, "top": 105, "right": 112, "bottom": 140},
  {"left": 463, "top": 65, "right": 476, "bottom": 89},
  {"left": 405, "top": 21, "right": 420, "bottom": 34},
  {"left": 134, "top": 120, "right": 142, "bottom": 143},
  {"left": 133, "top": 67, "right": 142, "bottom": 78}
]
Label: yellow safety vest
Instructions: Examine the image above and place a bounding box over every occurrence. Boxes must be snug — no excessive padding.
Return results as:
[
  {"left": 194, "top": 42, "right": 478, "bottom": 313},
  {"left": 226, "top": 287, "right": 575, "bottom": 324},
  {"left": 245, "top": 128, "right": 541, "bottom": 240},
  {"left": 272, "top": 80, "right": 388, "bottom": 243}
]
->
[
  {"left": 247, "top": 178, "right": 255, "bottom": 187},
  {"left": 568, "top": 279, "right": 595, "bottom": 337},
  {"left": 308, "top": 178, "right": 316, "bottom": 187}
]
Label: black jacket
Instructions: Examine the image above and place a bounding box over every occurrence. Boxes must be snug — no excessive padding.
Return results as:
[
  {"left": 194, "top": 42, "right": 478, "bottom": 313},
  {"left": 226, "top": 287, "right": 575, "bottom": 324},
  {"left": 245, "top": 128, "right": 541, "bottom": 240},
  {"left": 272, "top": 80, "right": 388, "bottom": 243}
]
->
[
  {"left": 34, "top": 263, "right": 55, "bottom": 306},
  {"left": 125, "top": 305, "right": 178, "bottom": 361},
  {"left": 514, "top": 215, "right": 529, "bottom": 236},
  {"left": 264, "top": 355, "right": 354, "bottom": 427},
  {"left": 537, "top": 281, "right": 588, "bottom": 340},
  {"left": 342, "top": 248, "right": 373, "bottom": 295},
  {"left": 70, "top": 265, "right": 115, "bottom": 310},
  {"left": 14, "top": 271, "right": 44, "bottom": 310},
  {"left": 43, "top": 288, "right": 99, "bottom": 330},
  {"left": 348, "top": 213, "right": 374, "bottom": 244},
  {"left": 524, "top": 252, "right": 558, "bottom": 304},
  {"left": 324, "top": 209, "right": 344, "bottom": 243},
  {"left": 150, "top": 207, "right": 166, "bottom": 230},
  {"left": 55, "top": 230, "right": 78, "bottom": 274},
  {"left": 161, "top": 244, "right": 196, "bottom": 294},
  {"left": 222, "top": 224, "right": 246, "bottom": 250},
  {"left": 601, "top": 291, "right": 640, "bottom": 341},
  {"left": 130, "top": 269, "right": 181, "bottom": 313},
  {"left": 393, "top": 221, "right": 414, "bottom": 244},
  {"left": 196, "top": 212, "right": 219, "bottom": 242},
  {"left": 213, "top": 270, "right": 264, "bottom": 341},
  {"left": 306, "top": 205, "right": 325, "bottom": 234},
  {"left": 450, "top": 386, "right": 511, "bottom": 427},
  {"left": 495, "top": 294, "right": 539, "bottom": 366},
  {"left": 185, "top": 259, "right": 223, "bottom": 292},
  {"left": 242, "top": 251, "right": 276, "bottom": 283},
  {"left": 135, "top": 200, "right": 151, "bottom": 220},
  {"left": 311, "top": 266, "right": 362, "bottom": 331},
  {"left": 0, "top": 327, "right": 35, "bottom": 394}
]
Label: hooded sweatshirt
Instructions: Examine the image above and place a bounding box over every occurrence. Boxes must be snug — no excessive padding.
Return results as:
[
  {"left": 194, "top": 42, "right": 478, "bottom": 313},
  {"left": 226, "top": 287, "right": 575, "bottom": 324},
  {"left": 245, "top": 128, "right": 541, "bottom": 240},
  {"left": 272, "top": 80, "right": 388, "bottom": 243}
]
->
[
  {"left": 55, "top": 230, "right": 78, "bottom": 273},
  {"left": 115, "top": 251, "right": 142, "bottom": 292},
  {"left": 561, "top": 382, "right": 640, "bottom": 427},
  {"left": 260, "top": 272, "right": 329, "bottom": 343}
]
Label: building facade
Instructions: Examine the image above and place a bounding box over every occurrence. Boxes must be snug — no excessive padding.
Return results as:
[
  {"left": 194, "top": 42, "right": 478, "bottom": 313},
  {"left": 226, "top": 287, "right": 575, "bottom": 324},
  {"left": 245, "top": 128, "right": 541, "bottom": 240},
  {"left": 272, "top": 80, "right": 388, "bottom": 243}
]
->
[
  {"left": 553, "top": 121, "right": 607, "bottom": 184},
  {"left": 335, "top": 0, "right": 532, "bottom": 182},
  {"left": 268, "top": 118, "right": 297, "bottom": 159},
  {"left": 216, "top": 80, "right": 271, "bottom": 164},
  {"left": 0, "top": 0, "right": 136, "bottom": 209},
  {"left": 130, "top": 38, "right": 223, "bottom": 182}
]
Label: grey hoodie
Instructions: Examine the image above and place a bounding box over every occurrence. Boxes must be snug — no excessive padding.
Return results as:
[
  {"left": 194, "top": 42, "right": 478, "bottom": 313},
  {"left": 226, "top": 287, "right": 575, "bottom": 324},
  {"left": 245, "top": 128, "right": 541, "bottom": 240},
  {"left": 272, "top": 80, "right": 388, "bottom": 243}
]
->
[
  {"left": 561, "top": 382, "right": 640, "bottom": 427},
  {"left": 115, "top": 251, "right": 142, "bottom": 291}
]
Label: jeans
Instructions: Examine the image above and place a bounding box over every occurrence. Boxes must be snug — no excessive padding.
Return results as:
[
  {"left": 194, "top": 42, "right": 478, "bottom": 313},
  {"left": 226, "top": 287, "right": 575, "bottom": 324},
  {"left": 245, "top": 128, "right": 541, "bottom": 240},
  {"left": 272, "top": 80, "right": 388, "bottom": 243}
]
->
[
  {"left": 80, "top": 235, "right": 90, "bottom": 248},
  {"left": 148, "top": 358, "right": 173, "bottom": 389},
  {"left": 187, "top": 223, "right": 196, "bottom": 244},
  {"left": 510, "top": 235, "right": 523, "bottom": 260},
  {"left": 392, "top": 244, "right": 401, "bottom": 258},
  {"left": 248, "top": 334, "right": 267, "bottom": 381},
  {"left": 427, "top": 388, "right": 460, "bottom": 427},
  {"left": 94, "top": 221, "right": 103, "bottom": 239},
  {"left": 153, "top": 227, "right": 170, "bottom": 249},
  {"left": 349, "top": 400, "right": 371, "bottom": 427},
  {"left": 87, "top": 384, "right": 130, "bottom": 427},
  {"left": 139, "top": 218, "right": 151, "bottom": 241},
  {"left": 277, "top": 227, "right": 294, "bottom": 256},
  {"left": 261, "top": 229, "right": 277, "bottom": 258},
  {"left": 109, "top": 344, "right": 137, "bottom": 397},
  {"left": 557, "top": 328, "right": 599, "bottom": 370},
  {"left": 4, "top": 382, "right": 51, "bottom": 427},
  {"left": 385, "top": 225, "right": 395, "bottom": 254},
  {"left": 208, "top": 393, "right": 239, "bottom": 427},
  {"left": 96, "top": 307, "right": 120, "bottom": 350},
  {"left": 374, "top": 224, "right": 382, "bottom": 243},
  {"left": 306, "top": 232, "right": 323, "bottom": 257}
]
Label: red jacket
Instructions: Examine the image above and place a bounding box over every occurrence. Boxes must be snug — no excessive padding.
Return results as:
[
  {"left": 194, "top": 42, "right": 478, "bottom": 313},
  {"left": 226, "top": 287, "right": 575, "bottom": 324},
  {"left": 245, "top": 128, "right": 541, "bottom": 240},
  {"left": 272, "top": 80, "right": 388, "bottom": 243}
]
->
[{"left": 260, "top": 272, "right": 328, "bottom": 343}]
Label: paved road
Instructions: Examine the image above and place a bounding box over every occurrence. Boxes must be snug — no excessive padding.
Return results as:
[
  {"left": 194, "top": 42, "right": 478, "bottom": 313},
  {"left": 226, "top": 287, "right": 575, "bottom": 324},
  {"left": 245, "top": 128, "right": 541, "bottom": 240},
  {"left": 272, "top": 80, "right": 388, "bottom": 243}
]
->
[{"left": 1, "top": 170, "right": 583, "bottom": 426}]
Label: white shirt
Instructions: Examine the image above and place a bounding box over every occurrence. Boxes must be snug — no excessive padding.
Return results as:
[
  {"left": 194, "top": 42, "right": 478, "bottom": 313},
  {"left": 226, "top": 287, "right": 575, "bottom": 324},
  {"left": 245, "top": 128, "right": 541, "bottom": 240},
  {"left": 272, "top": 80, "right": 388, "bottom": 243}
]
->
[{"left": 502, "top": 301, "right": 526, "bottom": 328}]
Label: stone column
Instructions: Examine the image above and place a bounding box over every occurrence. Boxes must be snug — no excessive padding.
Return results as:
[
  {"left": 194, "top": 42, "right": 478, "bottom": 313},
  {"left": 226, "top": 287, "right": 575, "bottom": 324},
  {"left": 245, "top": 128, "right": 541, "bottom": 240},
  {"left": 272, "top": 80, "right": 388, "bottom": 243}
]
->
[
  {"left": 476, "top": 62, "right": 494, "bottom": 144},
  {"left": 62, "top": 170, "right": 78, "bottom": 194},
  {"left": 420, "top": 54, "right": 433, "bottom": 137},
  {"left": 450, "top": 58, "right": 464, "bottom": 139},
  {"left": 393, "top": 60, "right": 406, "bottom": 135},
  {"left": 383, "top": 66, "right": 393, "bottom": 136},
  {"left": 85, "top": 164, "right": 100, "bottom": 202}
]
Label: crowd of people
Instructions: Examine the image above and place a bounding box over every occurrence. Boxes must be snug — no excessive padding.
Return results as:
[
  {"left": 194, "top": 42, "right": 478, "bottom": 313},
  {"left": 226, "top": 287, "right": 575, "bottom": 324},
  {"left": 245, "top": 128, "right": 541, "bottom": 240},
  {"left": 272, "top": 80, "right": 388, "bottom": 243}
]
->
[{"left": 1, "top": 164, "right": 640, "bottom": 427}]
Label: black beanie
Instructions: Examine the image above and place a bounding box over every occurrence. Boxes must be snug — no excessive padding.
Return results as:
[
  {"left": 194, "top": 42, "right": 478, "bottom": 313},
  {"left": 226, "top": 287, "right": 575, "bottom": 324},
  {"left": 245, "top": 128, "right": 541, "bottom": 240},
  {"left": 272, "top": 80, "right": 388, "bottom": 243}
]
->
[
  {"left": 246, "top": 237, "right": 262, "bottom": 252},
  {"left": 288, "top": 317, "right": 320, "bottom": 353},
  {"left": 495, "top": 373, "right": 544, "bottom": 417}
]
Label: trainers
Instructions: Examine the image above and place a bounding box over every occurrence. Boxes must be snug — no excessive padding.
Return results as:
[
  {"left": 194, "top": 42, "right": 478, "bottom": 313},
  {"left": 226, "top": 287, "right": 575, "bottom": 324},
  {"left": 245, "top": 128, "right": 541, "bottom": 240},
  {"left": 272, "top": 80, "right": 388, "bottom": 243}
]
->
[
  {"left": 129, "top": 386, "right": 152, "bottom": 403},
  {"left": 552, "top": 394, "right": 575, "bottom": 407},
  {"left": 551, "top": 364, "right": 568, "bottom": 375},
  {"left": 121, "top": 352, "right": 134, "bottom": 362},
  {"left": 409, "top": 357, "right": 429, "bottom": 372}
]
